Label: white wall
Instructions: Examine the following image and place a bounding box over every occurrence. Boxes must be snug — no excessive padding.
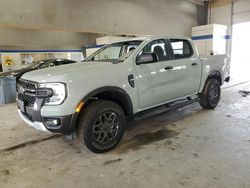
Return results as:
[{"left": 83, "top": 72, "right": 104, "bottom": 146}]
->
[{"left": 231, "top": 22, "right": 250, "bottom": 82}]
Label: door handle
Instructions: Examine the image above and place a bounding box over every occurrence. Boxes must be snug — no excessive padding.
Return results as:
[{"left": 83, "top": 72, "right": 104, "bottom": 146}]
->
[
  {"left": 164, "top": 66, "right": 174, "bottom": 70},
  {"left": 191, "top": 62, "right": 198, "bottom": 66}
]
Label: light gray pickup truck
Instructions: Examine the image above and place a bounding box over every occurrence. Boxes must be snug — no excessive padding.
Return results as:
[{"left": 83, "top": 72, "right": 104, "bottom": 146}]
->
[{"left": 17, "top": 36, "right": 230, "bottom": 153}]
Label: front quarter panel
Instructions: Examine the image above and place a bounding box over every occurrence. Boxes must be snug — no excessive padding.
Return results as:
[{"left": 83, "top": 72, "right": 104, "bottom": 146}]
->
[{"left": 40, "top": 61, "right": 138, "bottom": 117}]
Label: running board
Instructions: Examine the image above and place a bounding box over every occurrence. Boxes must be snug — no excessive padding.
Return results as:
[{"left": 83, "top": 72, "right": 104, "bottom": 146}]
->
[{"left": 134, "top": 98, "right": 198, "bottom": 121}]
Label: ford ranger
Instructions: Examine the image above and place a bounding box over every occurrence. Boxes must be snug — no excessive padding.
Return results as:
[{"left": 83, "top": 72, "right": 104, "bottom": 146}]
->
[{"left": 16, "top": 36, "right": 230, "bottom": 153}]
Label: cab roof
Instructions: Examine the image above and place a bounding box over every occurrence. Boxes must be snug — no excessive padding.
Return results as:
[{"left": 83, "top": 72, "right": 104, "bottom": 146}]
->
[{"left": 110, "top": 36, "right": 192, "bottom": 44}]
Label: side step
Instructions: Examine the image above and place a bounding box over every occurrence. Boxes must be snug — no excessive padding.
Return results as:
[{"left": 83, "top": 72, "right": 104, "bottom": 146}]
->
[{"left": 134, "top": 98, "right": 198, "bottom": 121}]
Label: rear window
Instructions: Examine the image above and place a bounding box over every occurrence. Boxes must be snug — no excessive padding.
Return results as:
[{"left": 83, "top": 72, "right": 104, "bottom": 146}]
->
[{"left": 170, "top": 39, "right": 193, "bottom": 59}]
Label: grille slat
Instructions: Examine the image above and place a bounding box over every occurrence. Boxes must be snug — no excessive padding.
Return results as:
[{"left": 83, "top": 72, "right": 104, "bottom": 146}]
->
[
  {"left": 18, "top": 93, "right": 36, "bottom": 107},
  {"left": 18, "top": 79, "right": 37, "bottom": 89},
  {"left": 17, "top": 79, "right": 37, "bottom": 107}
]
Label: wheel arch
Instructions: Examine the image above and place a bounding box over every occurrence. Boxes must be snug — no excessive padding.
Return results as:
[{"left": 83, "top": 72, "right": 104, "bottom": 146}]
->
[
  {"left": 82, "top": 86, "right": 134, "bottom": 118},
  {"left": 199, "top": 69, "right": 222, "bottom": 94},
  {"left": 70, "top": 86, "right": 134, "bottom": 131},
  {"left": 207, "top": 70, "right": 222, "bottom": 85}
]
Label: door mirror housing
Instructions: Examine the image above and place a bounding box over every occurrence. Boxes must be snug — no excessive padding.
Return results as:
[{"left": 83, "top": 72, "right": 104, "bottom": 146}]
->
[{"left": 136, "top": 52, "right": 158, "bottom": 65}]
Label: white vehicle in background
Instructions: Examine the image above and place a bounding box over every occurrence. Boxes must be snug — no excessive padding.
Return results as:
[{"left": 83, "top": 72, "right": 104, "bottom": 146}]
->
[{"left": 16, "top": 36, "right": 230, "bottom": 153}]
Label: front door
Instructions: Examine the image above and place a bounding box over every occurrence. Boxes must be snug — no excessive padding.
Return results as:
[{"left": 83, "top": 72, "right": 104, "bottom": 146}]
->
[{"left": 134, "top": 39, "right": 172, "bottom": 109}]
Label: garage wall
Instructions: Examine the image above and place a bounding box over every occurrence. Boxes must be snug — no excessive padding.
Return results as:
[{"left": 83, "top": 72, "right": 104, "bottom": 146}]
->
[
  {"left": 208, "top": 0, "right": 233, "bottom": 55},
  {"left": 234, "top": 0, "right": 250, "bottom": 24},
  {"left": 209, "top": 0, "right": 250, "bottom": 26},
  {"left": 208, "top": 0, "right": 250, "bottom": 55},
  {"left": 209, "top": 0, "right": 232, "bottom": 26},
  {"left": 0, "top": 28, "right": 100, "bottom": 50},
  {"left": 0, "top": 0, "right": 205, "bottom": 37}
]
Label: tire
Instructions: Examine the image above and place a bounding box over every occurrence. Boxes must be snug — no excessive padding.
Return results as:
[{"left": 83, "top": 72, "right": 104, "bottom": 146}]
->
[
  {"left": 199, "top": 78, "right": 221, "bottom": 109},
  {"left": 76, "top": 100, "right": 126, "bottom": 153}
]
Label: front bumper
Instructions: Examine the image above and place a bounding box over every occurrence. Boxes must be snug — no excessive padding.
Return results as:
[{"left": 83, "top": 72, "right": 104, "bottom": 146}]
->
[
  {"left": 16, "top": 79, "right": 78, "bottom": 134},
  {"left": 17, "top": 98, "right": 75, "bottom": 134},
  {"left": 18, "top": 109, "right": 50, "bottom": 132}
]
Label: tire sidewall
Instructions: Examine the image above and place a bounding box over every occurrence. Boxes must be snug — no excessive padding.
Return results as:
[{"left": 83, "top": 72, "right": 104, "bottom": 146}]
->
[
  {"left": 205, "top": 79, "right": 221, "bottom": 108},
  {"left": 78, "top": 101, "right": 126, "bottom": 153}
]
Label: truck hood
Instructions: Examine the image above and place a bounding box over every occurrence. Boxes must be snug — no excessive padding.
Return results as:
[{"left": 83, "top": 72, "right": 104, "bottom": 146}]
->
[{"left": 21, "top": 61, "right": 114, "bottom": 83}]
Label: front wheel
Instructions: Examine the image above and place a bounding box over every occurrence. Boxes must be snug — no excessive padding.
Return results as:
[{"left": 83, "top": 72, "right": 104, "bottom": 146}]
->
[
  {"left": 199, "top": 78, "right": 221, "bottom": 109},
  {"left": 77, "top": 100, "right": 126, "bottom": 153}
]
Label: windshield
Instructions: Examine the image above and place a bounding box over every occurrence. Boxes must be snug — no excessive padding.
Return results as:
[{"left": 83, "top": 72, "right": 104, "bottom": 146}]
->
[{"left": 85, "top": 40, "right": 142, "bottom": 63}]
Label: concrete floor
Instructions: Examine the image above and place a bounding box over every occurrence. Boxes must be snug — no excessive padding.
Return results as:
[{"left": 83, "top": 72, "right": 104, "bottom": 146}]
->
[{"left": 0, "top": 82, "right": 250, "bottom": 188}]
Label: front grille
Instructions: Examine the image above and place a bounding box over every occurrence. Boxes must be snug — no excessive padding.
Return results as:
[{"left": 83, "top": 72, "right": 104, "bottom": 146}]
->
[
  {"left": 18, "top": 93, "right": 36, "bottom": 107},
  {"left": 18, "top": 79, "right": 37, "bottom": 90},
  {"left": 17, "top": 79, "right": 37, "bottom": 107}
]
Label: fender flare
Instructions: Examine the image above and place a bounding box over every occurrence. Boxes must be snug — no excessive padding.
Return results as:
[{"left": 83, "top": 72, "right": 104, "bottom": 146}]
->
[
  {"left": 83, "top": 86, "right": 134, "bottom": 116},
  {"left": 199, "top": 69, "right": 222, "bottom": 93},
  {"left": 70, "top": 86, "right": 134, "bottom": 130}
]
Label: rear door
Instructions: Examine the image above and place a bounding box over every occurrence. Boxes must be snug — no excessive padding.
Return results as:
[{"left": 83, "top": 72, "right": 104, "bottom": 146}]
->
[{"left": 158, "top": 38, "right": 202, "bottom": 100}]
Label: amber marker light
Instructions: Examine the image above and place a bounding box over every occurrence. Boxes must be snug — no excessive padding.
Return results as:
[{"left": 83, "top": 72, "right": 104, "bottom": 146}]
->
[{"left": 75, "top": 101, "right": 84, "bottom": 113}]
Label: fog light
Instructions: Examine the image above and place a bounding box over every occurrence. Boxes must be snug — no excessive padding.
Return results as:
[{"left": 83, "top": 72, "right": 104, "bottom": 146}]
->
[{"left": 44, "top": 118, "right": 61, "bottom": 127}]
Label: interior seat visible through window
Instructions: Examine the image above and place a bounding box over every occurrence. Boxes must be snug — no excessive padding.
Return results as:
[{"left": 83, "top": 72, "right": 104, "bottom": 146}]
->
[
  {"left": 153, "top": 46, "right": 165, "bottom": 61},
  {"left": 139, "top": 39, "right": 170, "bottom": 62}
]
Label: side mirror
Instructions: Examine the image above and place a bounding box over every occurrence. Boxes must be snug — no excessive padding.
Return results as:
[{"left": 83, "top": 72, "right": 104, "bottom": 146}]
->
[{"left": 136, "top": 52, "right": 158, "bottom": 65}]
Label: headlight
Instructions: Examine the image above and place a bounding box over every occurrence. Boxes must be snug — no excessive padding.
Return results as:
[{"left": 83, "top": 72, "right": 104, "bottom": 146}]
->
[{"left": 38, "top": 83, "right": 67, "bottom": 105}]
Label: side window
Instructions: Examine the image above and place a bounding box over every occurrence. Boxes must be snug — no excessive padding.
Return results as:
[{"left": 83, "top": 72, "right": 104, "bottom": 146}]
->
[
  {"left": 140, "top": 39, "right": 170, "bottom": 61},
  {"left": 170, "top": 39, "right": 193, "bottom": 59}
]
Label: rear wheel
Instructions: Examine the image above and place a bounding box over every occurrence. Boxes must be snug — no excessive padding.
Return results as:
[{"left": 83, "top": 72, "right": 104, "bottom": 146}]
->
[
  {"left": 199, "top": 78, "right": 221, "bottom": 109},
  {"left": 76, "top": 100, "right": 126, "bottom": 153}
]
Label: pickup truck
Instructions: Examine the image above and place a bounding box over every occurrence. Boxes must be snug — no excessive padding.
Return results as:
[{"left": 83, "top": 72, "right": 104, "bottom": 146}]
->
[{"left": 16, "top": 36, "right": 230, "bottom": 153}]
